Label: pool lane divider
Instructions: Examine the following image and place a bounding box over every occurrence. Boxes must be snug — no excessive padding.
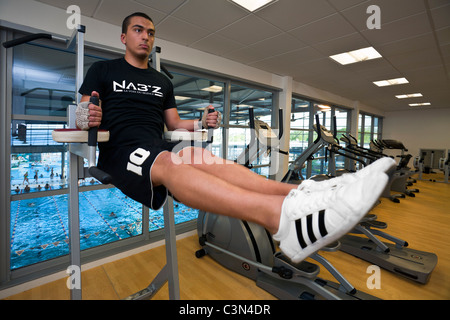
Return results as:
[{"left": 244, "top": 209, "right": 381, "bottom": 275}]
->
[
  {"left": 52, "top": 195, "right": 69, "bottom": 242},
  {"left": 81, "top": 192, "right": 122, "bottom": 240}
]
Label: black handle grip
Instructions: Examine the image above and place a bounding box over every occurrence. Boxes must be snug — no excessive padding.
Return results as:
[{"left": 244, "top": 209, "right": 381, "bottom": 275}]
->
[
  {"left": 160, "top": 63, "right": 174, "bottom": 79},
  {"left": 248, "top": 107, "right": 255, "bottom": 130},
  {"left": 86, "top": 96, "right": 111, "bottom": 184},
  {"left": 349, "top": 133, "right": 358, "bottom": 143},
  {"left": 314, "top": 114, "right": 321, "bottom": 143},
  {"left": 278, "top": 108, "right": 283, "bottom": 139},
  {"left": 88, "top": 167, "right": 112, "bottom": 185},
  {"left": 206, "top": 107, "right": 215, "bottom": 144},
  {"left": 88, "top": 96, "right": 99, "bottom": 147},
  {"left": 248, "top": 107, "right": 256, "bottom": 146},
  {"left": 333, "top": 116, "right": 337, "bottom": 140},
  {"left": 2, "top": 33, "right": 52, "bottom": 48},
  {"left": 207, "top": 107, "right": 215, "bottom": 127}
]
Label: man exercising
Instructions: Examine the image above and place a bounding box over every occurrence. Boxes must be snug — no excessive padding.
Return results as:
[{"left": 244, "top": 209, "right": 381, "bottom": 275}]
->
[{"left": 77, "top": 12, "right": 394, "bottom": 263}]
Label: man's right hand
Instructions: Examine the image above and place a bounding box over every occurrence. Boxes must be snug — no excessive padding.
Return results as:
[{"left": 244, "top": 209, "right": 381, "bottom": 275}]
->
[{"left": 76, "top": 91, "right": 102, "bottom": 129}]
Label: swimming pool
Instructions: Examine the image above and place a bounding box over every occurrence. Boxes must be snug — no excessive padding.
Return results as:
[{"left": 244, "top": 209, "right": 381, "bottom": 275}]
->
[
  {"left": 10, "top": 152, "right": 199, "bottom": 270},
  {"left": 10, "top": 184, "right": 198, "bottom": 270}
]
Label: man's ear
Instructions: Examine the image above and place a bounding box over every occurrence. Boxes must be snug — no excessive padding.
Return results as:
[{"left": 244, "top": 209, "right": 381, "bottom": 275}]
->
[{"left": 120, "top": 33, "right": 126, "bottom": 45}]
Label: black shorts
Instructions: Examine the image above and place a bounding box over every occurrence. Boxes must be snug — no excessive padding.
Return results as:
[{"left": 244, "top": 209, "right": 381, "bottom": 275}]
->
[{"left": 98, "top": 139, "right": 181, "bottom": 210}]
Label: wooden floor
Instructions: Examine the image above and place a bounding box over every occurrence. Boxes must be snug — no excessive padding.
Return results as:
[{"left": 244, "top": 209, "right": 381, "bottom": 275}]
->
[{"left": 4, "top": 173, "right": 450, "bottom": 300}]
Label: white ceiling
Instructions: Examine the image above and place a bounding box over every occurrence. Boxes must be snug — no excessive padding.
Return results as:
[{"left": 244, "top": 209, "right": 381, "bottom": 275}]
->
[{"left": 36, "top": 0, "right": 450, "bottom": 112}]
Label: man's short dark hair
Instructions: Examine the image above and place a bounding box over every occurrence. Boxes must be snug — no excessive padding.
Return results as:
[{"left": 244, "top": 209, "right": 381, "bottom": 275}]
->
[{"left": 122, "top": 12, "right": 153, "bottom": 34}]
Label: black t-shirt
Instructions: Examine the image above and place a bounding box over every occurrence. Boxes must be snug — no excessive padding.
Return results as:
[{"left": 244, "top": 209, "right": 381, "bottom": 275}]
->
[{"left": 79, "top": 58, "right": 177, "bottom": 150}]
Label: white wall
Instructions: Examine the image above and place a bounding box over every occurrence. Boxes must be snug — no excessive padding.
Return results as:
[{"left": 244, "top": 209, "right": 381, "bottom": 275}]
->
[{"left": 383, "top": 108, "right": 450, "bottom": 159}]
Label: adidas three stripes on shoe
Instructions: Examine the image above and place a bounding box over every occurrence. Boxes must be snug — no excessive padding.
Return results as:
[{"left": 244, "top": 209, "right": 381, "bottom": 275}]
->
[{"left": 274, "top": 158, "right": 393, "bottom": 263}]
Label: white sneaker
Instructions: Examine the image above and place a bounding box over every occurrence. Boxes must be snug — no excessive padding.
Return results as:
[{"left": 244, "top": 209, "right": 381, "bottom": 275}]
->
[
  {"left": 297, "top": 157, "right": 395, "bottom": 193},
  {"left": 275, "top": 171, "right": 389, "bottom": 263}
]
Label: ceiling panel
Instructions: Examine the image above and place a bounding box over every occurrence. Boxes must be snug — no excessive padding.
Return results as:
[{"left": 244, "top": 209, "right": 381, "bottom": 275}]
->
[
  {"left": 361, "top": 13, "right": 433, "bottom": 47},
  {"left": 171, "top": 0, "right": 248, "bottom": 32},
  {"left": 430, "top": 3, "right": 450, "bottom": 29},
  {"left": 94, "top": 0, "right": 167, "bottom": 26},
  {"left": 190, "top": 33, "right": 243, "bottom": 56},
  {"left": 377, "top": 33, "right": 437, "bottom": 58},
  {"left": 347, "top": 59, "right": 401, "bottom": 81},
  {"left": 251, "top": 46, "right": 325, "bottom": 73},
  {"left": 255, "top": 0, "right": 336, "bottom": 31},
  {"left": 436, "top": 26, "right": 450, "bottom": 45},
  {"left": 36, "top": 0, "right": 101, "bottom": 16},
  {"left": 312, "top": 32, "right": 370, "bottom": 56},
  {"left": 215, "top": 14, "right": 282, "bottom": 45},
  {"left": 33, "top": 0, "right": 450, "bottom": 112},
  {"left": 288, "top": 13, "right": 356, "bottom": 45},
  {"left": 228, "top": 33, "right": 307, "bottom": 64},
  {"left": 134, "top": 0, "right": 187, "bottom": 14},
  {"left": 326, "top": 0, "right": 369, "bottom": 11},
  {"left": 155, "top": 16, "right": 211, "bottom": 46}
]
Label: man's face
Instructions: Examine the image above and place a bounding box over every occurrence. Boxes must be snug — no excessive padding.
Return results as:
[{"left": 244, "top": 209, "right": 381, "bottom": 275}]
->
[{"left": 121, "top": 16, "right": 155, "bottom": 59}]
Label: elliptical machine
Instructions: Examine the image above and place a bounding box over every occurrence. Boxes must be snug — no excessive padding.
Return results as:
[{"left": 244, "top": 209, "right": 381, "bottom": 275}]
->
[
  {"left": 320, "top": 119, "right": 437, "bottom": 284},
  {"left": 414, "top": 150, "right": 449, "bottom": 184},
  {"left": 195, "top": 109, "right": 380, "bottom": 300}
]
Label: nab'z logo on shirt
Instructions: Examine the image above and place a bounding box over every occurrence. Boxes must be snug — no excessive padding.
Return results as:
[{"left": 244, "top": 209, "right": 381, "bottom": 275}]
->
[{"left": 113, "top": 80, "right": 163, "bottom": 97}]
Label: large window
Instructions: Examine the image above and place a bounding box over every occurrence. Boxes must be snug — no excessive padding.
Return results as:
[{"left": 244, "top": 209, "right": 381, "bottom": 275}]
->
[
  {"left": 359, "top": 113, "right": 383, "bottom": 149},
  {"left": 289, "top": 97, "right": 351, "bottom": 179},
  {"left": 228, "top": 83, "right": 275, "bottom": 177},
  {"left": 171, "top": 71, "right": 225, "bottom": 157},
  {"left": 289, "top": 97, "right": 312, "bottom": 179}
]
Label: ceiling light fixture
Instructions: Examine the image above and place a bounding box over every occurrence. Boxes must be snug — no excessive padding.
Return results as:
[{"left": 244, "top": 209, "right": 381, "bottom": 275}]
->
[
  {"left": 396, "top": 93, "right": 423, "bottom": 99},
  {"left": 373, "top": 77, "right": 409, "bottom": 87},
  {"left": 175, "top": 96, "right": 191, "bottom": 101},
  {"left": 317, "top": 104, "right": 331, "bottom": 111},
  {"left": 201, "top": 85, "right": 223, "bottom": 93},
  {"left": 330, "top": 47, "right": 382, "bottom": 65},
  {"left": 409, "top": 102, "right": 431, "bottom": 107},
  {"left": 229, "top": 0, "right": 278, "bottom": 12}
]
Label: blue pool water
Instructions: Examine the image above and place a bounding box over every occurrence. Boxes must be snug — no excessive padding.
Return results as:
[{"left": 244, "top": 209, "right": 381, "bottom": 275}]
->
[
  {"left": 10, "top": 189, "right": 198, "bottom": 270},
  {"left": 10, "top": 153, "right": 198, "bottom": 270}
]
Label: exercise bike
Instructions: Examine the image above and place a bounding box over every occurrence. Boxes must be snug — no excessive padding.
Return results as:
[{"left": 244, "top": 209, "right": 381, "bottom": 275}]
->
[{"left": 195, "top": 109, "right": 380, "bottom": 300}]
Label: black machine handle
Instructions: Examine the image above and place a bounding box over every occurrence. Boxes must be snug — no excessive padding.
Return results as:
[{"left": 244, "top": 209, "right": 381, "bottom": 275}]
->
[
  {"left": 87, "top": 96, "right": 112, "bottom": 184},
  {"left": 2, "top": 33, "right": 52, "bottom": 48},
  {"left": 277, "top": 109, "right": 289, "bottom": 156},
  {"left": 314, "top": 114, "right": 321, "bottom": 143},
  {"left": 278, "top": 109, "right": 283, "bottom": 140},
  {"left": 87, "top": 96, "right": 100, "bottom": 147},
  {"left": 249, "top": 107, "right": 255, "bottom": 130},
  {"left": 349, "top": 134, "right": 358, "bottom": 143},
  {"left": 205, "top": 107, "right": 216, "bottom": 145},
  {"left": 160, "top": 64, "right": 174, "bottom": 79},
  {"left": 248, "top": 107, "right": 256, "bottom": 143},
  {"left": 332, "top": 116, "right": 338, "bottom": 142}
]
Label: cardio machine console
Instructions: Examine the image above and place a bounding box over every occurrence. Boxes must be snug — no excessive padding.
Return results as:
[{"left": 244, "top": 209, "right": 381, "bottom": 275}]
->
[{"left": 254, "top": 119, "right": 279, "bottom": 148}]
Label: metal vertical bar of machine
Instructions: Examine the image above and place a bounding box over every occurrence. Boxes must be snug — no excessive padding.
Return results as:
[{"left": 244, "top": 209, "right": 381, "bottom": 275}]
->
[{"left": 67, "top": 24, "right": 85, "bottom": 300}]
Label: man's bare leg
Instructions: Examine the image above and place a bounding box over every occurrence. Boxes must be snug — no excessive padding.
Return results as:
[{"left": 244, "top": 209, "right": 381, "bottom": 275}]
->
[
  {"left": 151, "top": 151, "right": 283, "bottom": 234},
  {"left": 153, "top": 150, "right": 394, "bottom": 264},
  {"left": 177, "top": 147, "right": 295, "bottom": 196}
]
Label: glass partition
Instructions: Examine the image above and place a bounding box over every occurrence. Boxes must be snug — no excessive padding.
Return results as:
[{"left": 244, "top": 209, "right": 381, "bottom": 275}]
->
[{"left": 228, "top": 83, "right": 274, "bottom": 176}]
